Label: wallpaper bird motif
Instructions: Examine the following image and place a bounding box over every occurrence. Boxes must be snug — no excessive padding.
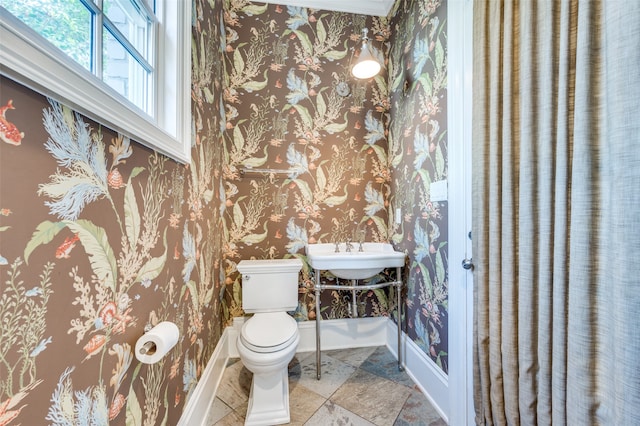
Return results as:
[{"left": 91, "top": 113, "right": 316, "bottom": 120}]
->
[{"left": 0, "top": 0, "right": 447, "bottom": 424}]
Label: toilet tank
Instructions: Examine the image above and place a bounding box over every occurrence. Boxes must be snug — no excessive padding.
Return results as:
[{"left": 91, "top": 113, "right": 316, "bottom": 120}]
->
[{"left": 237, "top": 259, "right": 303, "bottom": 313}]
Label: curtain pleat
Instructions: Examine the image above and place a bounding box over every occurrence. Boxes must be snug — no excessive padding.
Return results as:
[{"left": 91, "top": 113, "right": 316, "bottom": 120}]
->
[
  {"left": 565, "top": 1, "right": 603, "bottom": 423},
  {"left": 472, "top": 0, "right": 640, "bottom": 424},
  {"left": 550, "top": 2, "right": 576, "bottom": 425}
]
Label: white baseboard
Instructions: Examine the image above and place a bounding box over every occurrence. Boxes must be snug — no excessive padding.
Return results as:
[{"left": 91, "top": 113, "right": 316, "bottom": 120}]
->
[
  {"left": 384, "top": 320, "right": 449, "bottom": 423},
  {"left": 298, "top": 316, "right": 388, "bottom": 352},
  {"left": 178, "top": 331, "right": 230, "bottom": 426},
  {"left": 228, "top": 315, "right": 389, "bottom": 357},
  {"left": 180, "top": 317, "right": 450, "bottom": 425}
]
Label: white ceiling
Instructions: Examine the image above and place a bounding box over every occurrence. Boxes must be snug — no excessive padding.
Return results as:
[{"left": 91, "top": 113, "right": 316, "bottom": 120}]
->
[{"left": 254, "top": 0, "right": 396, "bottom": 17}]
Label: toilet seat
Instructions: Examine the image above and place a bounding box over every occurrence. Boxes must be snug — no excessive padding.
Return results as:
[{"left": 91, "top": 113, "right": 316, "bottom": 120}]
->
[{"left": 240, "top": 312, "right": 298, "bottom": 353}]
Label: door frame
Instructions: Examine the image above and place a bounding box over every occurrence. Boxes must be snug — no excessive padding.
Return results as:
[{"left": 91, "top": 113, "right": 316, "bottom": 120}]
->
[{"left": 447, "top": 0, "right": 474, "bottom": 424}]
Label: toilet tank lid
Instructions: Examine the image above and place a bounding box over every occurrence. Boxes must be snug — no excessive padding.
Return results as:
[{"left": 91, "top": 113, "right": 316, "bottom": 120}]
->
[{"left": 237, "top": 258, "right": 303, "bottom": 274}]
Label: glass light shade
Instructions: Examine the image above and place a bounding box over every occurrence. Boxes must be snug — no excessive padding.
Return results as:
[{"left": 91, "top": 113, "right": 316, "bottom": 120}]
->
[{"left": 351, "top": 43, "right": 381, "bottom": 79}]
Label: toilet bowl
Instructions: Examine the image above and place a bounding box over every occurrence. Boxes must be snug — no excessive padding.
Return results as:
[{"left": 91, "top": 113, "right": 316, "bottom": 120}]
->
[{"left": 236, "top": 259, "right": 303, "bottom": 426}]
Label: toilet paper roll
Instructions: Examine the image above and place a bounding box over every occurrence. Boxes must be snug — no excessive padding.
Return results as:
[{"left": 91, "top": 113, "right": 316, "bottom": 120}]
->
[{"left": 135, "top": 321, "right": 179, "bottom": 364}]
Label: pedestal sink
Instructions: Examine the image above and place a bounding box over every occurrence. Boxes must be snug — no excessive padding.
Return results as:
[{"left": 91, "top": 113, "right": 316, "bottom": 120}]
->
[
  {"left": 307, "top": 242, "right": 406, "bottom": 380},
  {"left": 306, "top": 242, "right": 405, "bottom": 279}
]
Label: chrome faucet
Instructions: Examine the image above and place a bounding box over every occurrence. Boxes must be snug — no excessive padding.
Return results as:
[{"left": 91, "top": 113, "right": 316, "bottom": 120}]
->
[
  {"left": 345, "top": 238, "right": 354, "bottom": 252},
  {"left": 334, "top": 241, "right": 340, "bottom": 253},
  {"left": 354, "top": 222, "right": 366, "bottom": 252}
]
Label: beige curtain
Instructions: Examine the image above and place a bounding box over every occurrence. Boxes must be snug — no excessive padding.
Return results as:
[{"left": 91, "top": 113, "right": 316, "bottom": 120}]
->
[{"left": 472, "top": 0, "right": 640, "bottom": 424}]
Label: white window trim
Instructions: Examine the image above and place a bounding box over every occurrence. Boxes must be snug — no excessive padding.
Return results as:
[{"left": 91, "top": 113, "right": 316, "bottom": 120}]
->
[{"left": 0, "top": 3, "right": 191, "bottom": 164}]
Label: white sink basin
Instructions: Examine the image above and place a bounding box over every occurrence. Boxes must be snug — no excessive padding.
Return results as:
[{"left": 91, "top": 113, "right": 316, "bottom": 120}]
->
[{"left": 306, "top": 242, "right": 405, "bottom": 280}]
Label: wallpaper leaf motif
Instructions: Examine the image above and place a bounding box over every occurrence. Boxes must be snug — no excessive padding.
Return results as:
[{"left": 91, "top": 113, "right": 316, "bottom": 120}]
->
[
  {"left": 108, "top": 134, "right": 133, "bottom": 167},
  {"left": 182, "top": 353, "right": 197, "bottom": 400},
  {"left": 315, "top": 15, "right": 350, "bottom": 61},
  {"left": 242, "top": 222, "right": 268, "bottom": 245},
  {"left": 135, "top": 229, "right": 167, "bottom": 284},
  {"left": 285, "top": 7, "right": 308, "bottom": 30},
  {"left": 413, "top": 39, "right": 430, "bottom": 80},
  {"left": 366, "top": 144, "right": 388, "bottom": 167},
  {"left": 39, "top": 102, "right": 112, "bottom": 220},
  {"left": 23, "top": 221, "right": 66, "bottom": 264},
  {"left": 285, "top": 218, "right": 308, "bottom": 254},
  {"left": 316, "top": 92, "right": 327, "bottom": 119},
  {"left": 291, "top": 104, "right": 313, "bottom": 133},
  {"left": 413, "top": 128, "right": 430, "bottom": 168},
  {"left": 323, "top": 117, "right": 349, "bottom": 134},
  {"left": 241, "top": 71, "right": 269, "bottom": 92},
  {"left": 123, "top": 167, "right": 144, "bottom": 249},
  {"left": 285, "top": 143, "right": 308, "bottom": 178},
  {"left": 364, "top": 183, "right": 384, "bottom": 216},
  {"left": 285, "top": 69, "right": 309, "bottom": 104},
  {"left": 125, "top": 377, "right": 143, "bottom": 425},
  {"left": 183, "top": 281, "right": 200, "bottom": 314},
  {"left": 412, "top": 215, "right": 430, "bottom": 264},
  {"left": 182, "top": 222, "right": 196, "bottom": 283},
  {"left": 434, "top": 24, "right": 445, "bottom": 70},
  {"left": 316, "top": 18, "right": 328, "bottom": 46},
  {"left": 65, "top": 219, "right": 118, "bottom": 293},
  {"left": 413, "top": 309, "right": 430, "bottom": 351},
  {"left": 24, "top": 219, "right": 119, "bottom": 294},
  {"left": 241, "top": 2, "right": 268, "bottom": 16},
  {"left": 364, "top": 111, "right": 385, "bottom": 145},
  {"left": 46, "top": 367, "right": 109, "bottom": 425},
  {"left": 293, "top": 30, "right": 314, "bottom": 59}
]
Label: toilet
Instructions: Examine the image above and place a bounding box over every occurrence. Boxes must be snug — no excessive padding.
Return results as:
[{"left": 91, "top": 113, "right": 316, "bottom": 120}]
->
[{"left": 236, "top": 258, "right": 303, "bottom": 426}]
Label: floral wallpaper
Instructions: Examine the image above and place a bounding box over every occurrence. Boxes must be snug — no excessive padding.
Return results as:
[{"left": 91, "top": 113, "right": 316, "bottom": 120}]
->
[
  {"left": 220, "top": 0, "right": 449, "bottom": 371},
  {"left": 0, "top": 0, "right": 225, "bottom": 424},
  {"left": 0, "top": 0, "right": 449, "bottom": 423},
  {"left": 388, "top": 0, "right": 449, "bottom": 371},
  {"left": 218, "top": 1, "right": 396, "bottom": 324}
]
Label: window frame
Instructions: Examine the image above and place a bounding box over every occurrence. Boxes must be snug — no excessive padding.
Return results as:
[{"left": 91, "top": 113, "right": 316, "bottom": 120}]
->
[{"left": 0, "top": 1, "right": 192, "bottom": 164}]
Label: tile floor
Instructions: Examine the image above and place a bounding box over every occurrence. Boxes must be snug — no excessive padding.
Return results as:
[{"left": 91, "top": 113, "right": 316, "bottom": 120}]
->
[{"left": 207, "top": 346, "right": 446, "bottom": 426}]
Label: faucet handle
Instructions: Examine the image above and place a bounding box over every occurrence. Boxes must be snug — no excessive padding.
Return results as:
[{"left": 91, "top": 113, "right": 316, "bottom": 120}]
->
[
  {"left": 334, "top": 241, "right": 340, "bottom": 253},
  {"left": 354, "top": 228, "right": 365, "bottom": 252}
]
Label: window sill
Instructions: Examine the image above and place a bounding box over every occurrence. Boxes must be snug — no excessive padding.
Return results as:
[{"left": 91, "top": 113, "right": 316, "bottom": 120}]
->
[{"left": 0, "top": 7, "right": 191, "bottom": 164}]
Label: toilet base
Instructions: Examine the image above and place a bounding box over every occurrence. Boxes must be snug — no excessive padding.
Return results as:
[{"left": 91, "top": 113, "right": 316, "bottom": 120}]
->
[
  {"left": 245, "top": 368, "right": 290, "bottom": 426},
  {"left": 236, "top": 314, "right": 299, "bottom": 426}
]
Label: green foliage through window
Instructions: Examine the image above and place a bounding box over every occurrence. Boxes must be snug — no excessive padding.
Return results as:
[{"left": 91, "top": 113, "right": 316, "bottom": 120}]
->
[
  {"left": 1, "top": 0, "right": 92, "bottom": 70},
  {"left": 2, "top": 0, "right": 154, "bottom": 112}
]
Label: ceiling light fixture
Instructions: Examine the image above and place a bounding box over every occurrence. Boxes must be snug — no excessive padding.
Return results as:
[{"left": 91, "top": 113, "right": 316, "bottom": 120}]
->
[{"left": 351, "top": 28, "right": 381, "bottom": 80}]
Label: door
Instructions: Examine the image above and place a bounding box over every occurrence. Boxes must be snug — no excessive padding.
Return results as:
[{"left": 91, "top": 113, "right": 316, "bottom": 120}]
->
[{"left": 447, "top": 0, "right": 474, "bottom": 424}]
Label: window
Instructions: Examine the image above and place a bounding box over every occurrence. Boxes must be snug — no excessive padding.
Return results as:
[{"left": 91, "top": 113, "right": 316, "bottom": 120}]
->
[{"left": 0, "top": 0, "right": 191, "bottom": 163}]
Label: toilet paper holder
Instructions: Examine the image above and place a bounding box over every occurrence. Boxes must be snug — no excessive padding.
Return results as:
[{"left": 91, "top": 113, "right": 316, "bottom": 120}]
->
[
  {"left": 135, "top": 321, "right": 179, "bottom": 364},
  {"left": 138, "top": 341, "right": 157, "bottom": 355}
]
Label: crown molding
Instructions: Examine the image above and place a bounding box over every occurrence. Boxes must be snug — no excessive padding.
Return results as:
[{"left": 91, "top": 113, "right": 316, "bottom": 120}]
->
[{"left": 255, "top": 0, "right": 395, "bottom": 17}]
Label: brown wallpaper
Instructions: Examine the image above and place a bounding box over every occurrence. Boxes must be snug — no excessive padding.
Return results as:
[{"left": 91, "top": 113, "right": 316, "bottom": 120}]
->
[
  {"left": 219, "top": 3, "right": 396, "bottom": 324},
  {"left": 387, "top": 0, "right": 449, "bottom": 371},
  {"left": 0, "top": 0, "right": 449, "bottom": 424},
  {"left": 221, "top": 0, "right": 450, "bottom": 371},
  {"left": 0, "top": 0, "right": 225, "bottom": 423}
]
